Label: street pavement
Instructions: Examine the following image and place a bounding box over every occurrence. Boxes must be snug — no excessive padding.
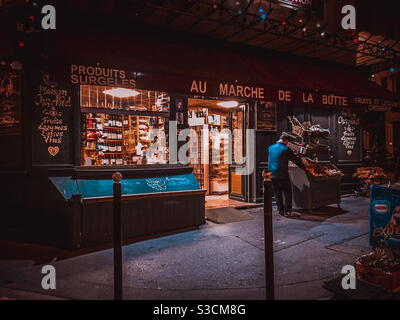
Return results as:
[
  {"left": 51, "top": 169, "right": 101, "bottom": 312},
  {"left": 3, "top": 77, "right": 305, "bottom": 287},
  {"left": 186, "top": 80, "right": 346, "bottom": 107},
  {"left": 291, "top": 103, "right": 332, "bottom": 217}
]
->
[{"left": 0, "top": 195, "right": 371, "bottom": 300}]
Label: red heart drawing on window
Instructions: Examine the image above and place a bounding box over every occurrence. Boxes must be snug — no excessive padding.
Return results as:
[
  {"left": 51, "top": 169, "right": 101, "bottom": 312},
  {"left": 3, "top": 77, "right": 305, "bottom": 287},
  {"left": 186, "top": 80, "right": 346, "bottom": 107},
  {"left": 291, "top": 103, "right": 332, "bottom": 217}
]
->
[{"left": 48, "top": 146, "right": 59, "bottom": 156}]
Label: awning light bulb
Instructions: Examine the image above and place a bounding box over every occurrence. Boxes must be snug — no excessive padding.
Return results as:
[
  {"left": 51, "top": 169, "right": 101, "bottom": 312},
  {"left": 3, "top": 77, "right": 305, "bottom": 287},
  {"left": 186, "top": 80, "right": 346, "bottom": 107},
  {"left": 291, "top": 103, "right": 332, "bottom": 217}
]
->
[
  {"left": 103, "top": 88, "right": 140, "bottom": 98},
  {"left": 217, "top": 101, "right": 239, "bottom": 108}
]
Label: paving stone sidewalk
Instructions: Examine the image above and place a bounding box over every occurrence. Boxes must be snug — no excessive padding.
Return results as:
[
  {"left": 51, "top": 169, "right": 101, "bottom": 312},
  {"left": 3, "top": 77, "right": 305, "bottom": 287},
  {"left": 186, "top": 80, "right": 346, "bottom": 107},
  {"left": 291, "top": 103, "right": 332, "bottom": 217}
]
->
[{"left": 0, "top": 196, "right": 371, "bottom": 300}]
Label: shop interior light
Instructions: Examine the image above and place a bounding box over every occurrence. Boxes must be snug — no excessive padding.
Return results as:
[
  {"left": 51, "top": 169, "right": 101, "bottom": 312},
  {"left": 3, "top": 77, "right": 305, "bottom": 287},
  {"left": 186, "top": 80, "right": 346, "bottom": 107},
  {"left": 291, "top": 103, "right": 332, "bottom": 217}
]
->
[
  {"left": 103, "top": 88, "right": 140, "bottom": 98},
  {"left": 217, "top": 101, "right": 239, "bottom": 108}
]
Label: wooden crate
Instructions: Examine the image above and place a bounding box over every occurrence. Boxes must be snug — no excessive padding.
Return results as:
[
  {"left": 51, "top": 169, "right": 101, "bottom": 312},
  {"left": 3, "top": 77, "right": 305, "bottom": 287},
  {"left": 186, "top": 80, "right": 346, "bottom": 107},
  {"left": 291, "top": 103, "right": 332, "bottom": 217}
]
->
[{"left": 356, "top": 260, "right": 400, "bottom": 292}]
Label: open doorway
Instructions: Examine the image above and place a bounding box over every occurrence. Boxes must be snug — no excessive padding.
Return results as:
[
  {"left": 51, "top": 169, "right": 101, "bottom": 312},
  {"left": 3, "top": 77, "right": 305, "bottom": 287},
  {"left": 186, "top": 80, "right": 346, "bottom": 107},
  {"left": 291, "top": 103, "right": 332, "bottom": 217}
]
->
[{"left": 187, "top": 98, "right": 247, "bottom": 209}]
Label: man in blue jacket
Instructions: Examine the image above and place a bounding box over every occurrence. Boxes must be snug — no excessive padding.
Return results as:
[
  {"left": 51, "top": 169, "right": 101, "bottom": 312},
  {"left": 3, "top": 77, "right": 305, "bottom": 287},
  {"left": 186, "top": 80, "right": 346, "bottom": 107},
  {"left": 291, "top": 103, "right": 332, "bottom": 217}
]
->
[{"left": 268, "top": 135, "right": 307, "bottom": 217}]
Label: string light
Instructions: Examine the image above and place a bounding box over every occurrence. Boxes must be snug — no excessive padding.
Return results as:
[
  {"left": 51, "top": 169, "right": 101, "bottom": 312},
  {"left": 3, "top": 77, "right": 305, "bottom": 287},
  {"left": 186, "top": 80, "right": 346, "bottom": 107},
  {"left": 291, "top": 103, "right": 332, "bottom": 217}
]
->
[
  {"left": 390, "top": 67, "right": 395, "bottom": 72},
  {"left": 281, "top": 21, "right": 286, "bottom": 25}
]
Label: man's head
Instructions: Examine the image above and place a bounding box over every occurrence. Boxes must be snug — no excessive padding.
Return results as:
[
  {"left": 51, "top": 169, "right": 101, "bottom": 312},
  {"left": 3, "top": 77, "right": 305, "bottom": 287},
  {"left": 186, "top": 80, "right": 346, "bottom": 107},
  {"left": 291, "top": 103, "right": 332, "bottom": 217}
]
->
[{"left": 278, "top": 135, "right": 289, "bottom": 145}]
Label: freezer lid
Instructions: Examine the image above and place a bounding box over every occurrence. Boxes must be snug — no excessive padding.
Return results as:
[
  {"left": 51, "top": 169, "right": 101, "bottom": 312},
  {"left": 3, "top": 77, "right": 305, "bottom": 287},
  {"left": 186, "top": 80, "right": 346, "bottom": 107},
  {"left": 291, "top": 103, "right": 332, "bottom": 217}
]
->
[{"left": 49, "top": 173, "right": 201, "bottom": 200}]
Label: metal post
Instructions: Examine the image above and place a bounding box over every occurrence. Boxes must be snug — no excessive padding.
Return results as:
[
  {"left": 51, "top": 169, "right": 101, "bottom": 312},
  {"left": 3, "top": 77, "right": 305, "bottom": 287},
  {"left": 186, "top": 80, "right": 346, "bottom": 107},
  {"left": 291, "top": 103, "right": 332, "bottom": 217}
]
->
[
  {"left": 112, "top": 172, "right": 123, "bottom": 300},
  {"left": 262, "top": 170, "right": 275, "bottom": 300}
]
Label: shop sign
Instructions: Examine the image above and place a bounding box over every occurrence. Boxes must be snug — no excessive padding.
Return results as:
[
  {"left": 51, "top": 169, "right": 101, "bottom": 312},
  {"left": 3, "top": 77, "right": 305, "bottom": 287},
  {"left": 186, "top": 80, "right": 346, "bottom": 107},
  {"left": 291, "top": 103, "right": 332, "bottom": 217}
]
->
[
  {"left": 256, "top": 102, "right": 276, "bottom": 131},
  {"left": 189, "top": 80, "right": 265, "bottom": 100},
  {"left": 187, "top": 79, "right": 399, "bottom": 110},
  {"left": 62, "top": 64, "right": 400, "bottom": 110},
  {"left": 354, "top": 97, "right": 400, "bottom": 112},
  {"left": 0, "top": 70, "right": 21, "bottom": 136},
  {"left": 32, "top": 70, "right": 74, "bottom": 164},
  {"left": 69, "top": 64, "right": 136, "bottom": 88},
  {"left": 337, "top": 109, "right": 361, "bottom": 160},
  {"left": 278, "top": 0, "right": 313, "bottom": 10},
  {"left": 277, "top": 89, "right": 349, "bottom": 107}
]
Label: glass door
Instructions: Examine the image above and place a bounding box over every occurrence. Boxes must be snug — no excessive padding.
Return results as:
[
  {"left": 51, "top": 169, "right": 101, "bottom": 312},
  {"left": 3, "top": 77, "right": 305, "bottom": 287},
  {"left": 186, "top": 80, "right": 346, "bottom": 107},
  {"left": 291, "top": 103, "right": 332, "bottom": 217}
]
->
[{"left": 229, "top": 104, "right": 247, "bottom": 201}]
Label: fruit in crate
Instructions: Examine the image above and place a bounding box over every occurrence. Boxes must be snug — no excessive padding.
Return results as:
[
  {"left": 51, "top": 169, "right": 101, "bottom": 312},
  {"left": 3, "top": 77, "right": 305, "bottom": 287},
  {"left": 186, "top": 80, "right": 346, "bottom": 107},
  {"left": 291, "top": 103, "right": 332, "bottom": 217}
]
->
[{"left": 300, "top": 158, "right": 342, "bottom": 177}]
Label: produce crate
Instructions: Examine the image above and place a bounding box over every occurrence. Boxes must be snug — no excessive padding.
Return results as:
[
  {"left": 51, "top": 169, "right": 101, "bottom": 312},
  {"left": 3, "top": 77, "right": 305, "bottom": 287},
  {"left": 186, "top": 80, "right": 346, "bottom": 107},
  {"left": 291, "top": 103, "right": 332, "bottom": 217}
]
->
[
  {"left": 287, "top": 141, "right": 305, "bottom": 154},
  {"left": 289, "top": 165, "right": 342, "bottom": 210},
  {"left": 356, "top": 260, "right": 400, "bottom": 292}
]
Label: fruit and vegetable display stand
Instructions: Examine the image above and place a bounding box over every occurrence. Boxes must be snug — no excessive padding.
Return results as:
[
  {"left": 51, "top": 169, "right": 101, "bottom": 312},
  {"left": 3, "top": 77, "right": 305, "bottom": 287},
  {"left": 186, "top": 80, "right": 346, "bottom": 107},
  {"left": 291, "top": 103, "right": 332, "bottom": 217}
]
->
[
  {"left": 285, "top": 116, "right": 343, "bottom": 211},
  {"left": 289, "top": 164, "right": 342, "bottom": 211}
]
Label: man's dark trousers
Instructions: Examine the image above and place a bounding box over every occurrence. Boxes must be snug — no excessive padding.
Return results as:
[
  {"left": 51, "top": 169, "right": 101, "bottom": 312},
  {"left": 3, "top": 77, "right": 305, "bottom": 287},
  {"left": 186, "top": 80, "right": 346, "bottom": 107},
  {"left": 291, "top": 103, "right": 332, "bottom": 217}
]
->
[{"left": 271, "top": 177, "right": 292, "bottom": 214}]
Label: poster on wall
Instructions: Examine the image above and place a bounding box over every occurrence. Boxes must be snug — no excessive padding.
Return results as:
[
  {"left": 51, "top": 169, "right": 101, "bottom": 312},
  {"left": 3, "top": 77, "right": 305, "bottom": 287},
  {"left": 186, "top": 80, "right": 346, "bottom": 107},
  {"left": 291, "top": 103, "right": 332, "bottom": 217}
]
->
[
  {"left": 337, "top": 109, "right": 361, "bottom": 161},
  {"left": 0, "top": 70, "right": 21, "bottom": 135},
  {"left": 256, "top": 101, "right": 276, "bottom": 131},
  {"left": 32, "top": 70, "right": 75, "bottom": 165},
  {"left": 171, "top": 96, "right": 187, "bottom": 129}
]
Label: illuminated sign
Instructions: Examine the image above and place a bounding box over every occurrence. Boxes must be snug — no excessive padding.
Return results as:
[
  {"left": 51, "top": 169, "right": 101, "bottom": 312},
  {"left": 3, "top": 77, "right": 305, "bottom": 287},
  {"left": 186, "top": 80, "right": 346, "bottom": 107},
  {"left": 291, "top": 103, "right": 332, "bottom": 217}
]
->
[
  {"left": 278, "top": 0, "right": 313, "bottom": 10},
  {"left": 373, "top": 202, "right": 390, "bottom": 214}
]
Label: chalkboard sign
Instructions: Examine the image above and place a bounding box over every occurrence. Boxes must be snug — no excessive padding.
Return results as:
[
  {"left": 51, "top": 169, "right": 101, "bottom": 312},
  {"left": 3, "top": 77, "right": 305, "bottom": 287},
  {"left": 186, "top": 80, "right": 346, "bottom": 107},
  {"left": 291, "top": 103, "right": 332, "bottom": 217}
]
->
[
  {"left": 0, "top": 70, "right": 21, "bottom": 135},
  {"left": 32, "top": 70, "right": 75, "bottom": 165},
  {"left": 337, "top": 109, "right": 361, "bottom": 162},
  {"left": 256, "top": 101, "right": 276, "bottom": 131}
]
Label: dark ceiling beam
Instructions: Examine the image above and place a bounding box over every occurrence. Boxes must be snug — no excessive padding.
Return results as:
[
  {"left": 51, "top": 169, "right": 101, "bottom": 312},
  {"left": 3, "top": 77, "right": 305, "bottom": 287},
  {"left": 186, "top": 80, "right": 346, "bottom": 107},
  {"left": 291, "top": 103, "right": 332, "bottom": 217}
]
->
[
  {"left": 314, "top": 48, "right": 350, "bottom": 60},
  {"left": 285, "top": 41, "right": 314, "bottom": 53},
  {"left": 205, "top": 0, "right": 255, "bottom": 36},
  {"left": 162, "top": 0, "right": 198, "bottom": 27},
  {"left": 184, "top": 0, "right": 228, "bottom": 32},
  {"left": 367, "top": 59, "right": 400, "bottom": 74},
  {"left": 357, "top": 56, "right": 383, "bottom": 66},
  {"left": 271, "top": 38, "right": 303, "bottom": 51},
  {"left": 141, "top": 1, "right": 399, "bottom": 64}
]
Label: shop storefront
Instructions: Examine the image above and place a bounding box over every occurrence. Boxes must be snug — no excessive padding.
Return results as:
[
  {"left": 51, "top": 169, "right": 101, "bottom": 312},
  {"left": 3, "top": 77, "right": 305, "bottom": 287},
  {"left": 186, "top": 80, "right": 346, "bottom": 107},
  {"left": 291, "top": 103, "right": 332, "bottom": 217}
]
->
[{"left": 1, "top": 19, "right": 399, "bottom": 249}]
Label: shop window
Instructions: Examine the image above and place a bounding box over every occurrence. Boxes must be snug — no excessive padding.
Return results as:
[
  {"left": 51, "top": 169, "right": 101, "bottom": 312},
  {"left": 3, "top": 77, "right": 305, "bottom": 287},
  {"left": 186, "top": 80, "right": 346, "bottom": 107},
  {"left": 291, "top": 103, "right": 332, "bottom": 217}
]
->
[
  {"left": 80, "top": 85, "right": 169, "bottom": 166},
  {"left": 80, "top": 85, "right": 169, "bottom": 112}
]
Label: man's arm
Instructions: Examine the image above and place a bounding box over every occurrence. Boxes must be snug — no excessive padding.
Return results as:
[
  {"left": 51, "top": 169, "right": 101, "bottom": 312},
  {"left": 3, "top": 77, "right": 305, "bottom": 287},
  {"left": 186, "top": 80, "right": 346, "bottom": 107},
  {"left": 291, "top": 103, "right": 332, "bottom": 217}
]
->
[{"left": 287, "top": 148, "right": 306, "bottom": 170}]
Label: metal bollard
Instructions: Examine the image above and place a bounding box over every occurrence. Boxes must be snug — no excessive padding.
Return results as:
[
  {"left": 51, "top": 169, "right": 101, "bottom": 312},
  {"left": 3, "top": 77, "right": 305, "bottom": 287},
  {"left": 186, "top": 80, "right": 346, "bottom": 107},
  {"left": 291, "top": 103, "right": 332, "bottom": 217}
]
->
[
  {"left": 262, "top": 170, "right": 275, "bottom": 300},
  {"left": 112, "top": 172, "right": 123, "bottom": 300}
]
